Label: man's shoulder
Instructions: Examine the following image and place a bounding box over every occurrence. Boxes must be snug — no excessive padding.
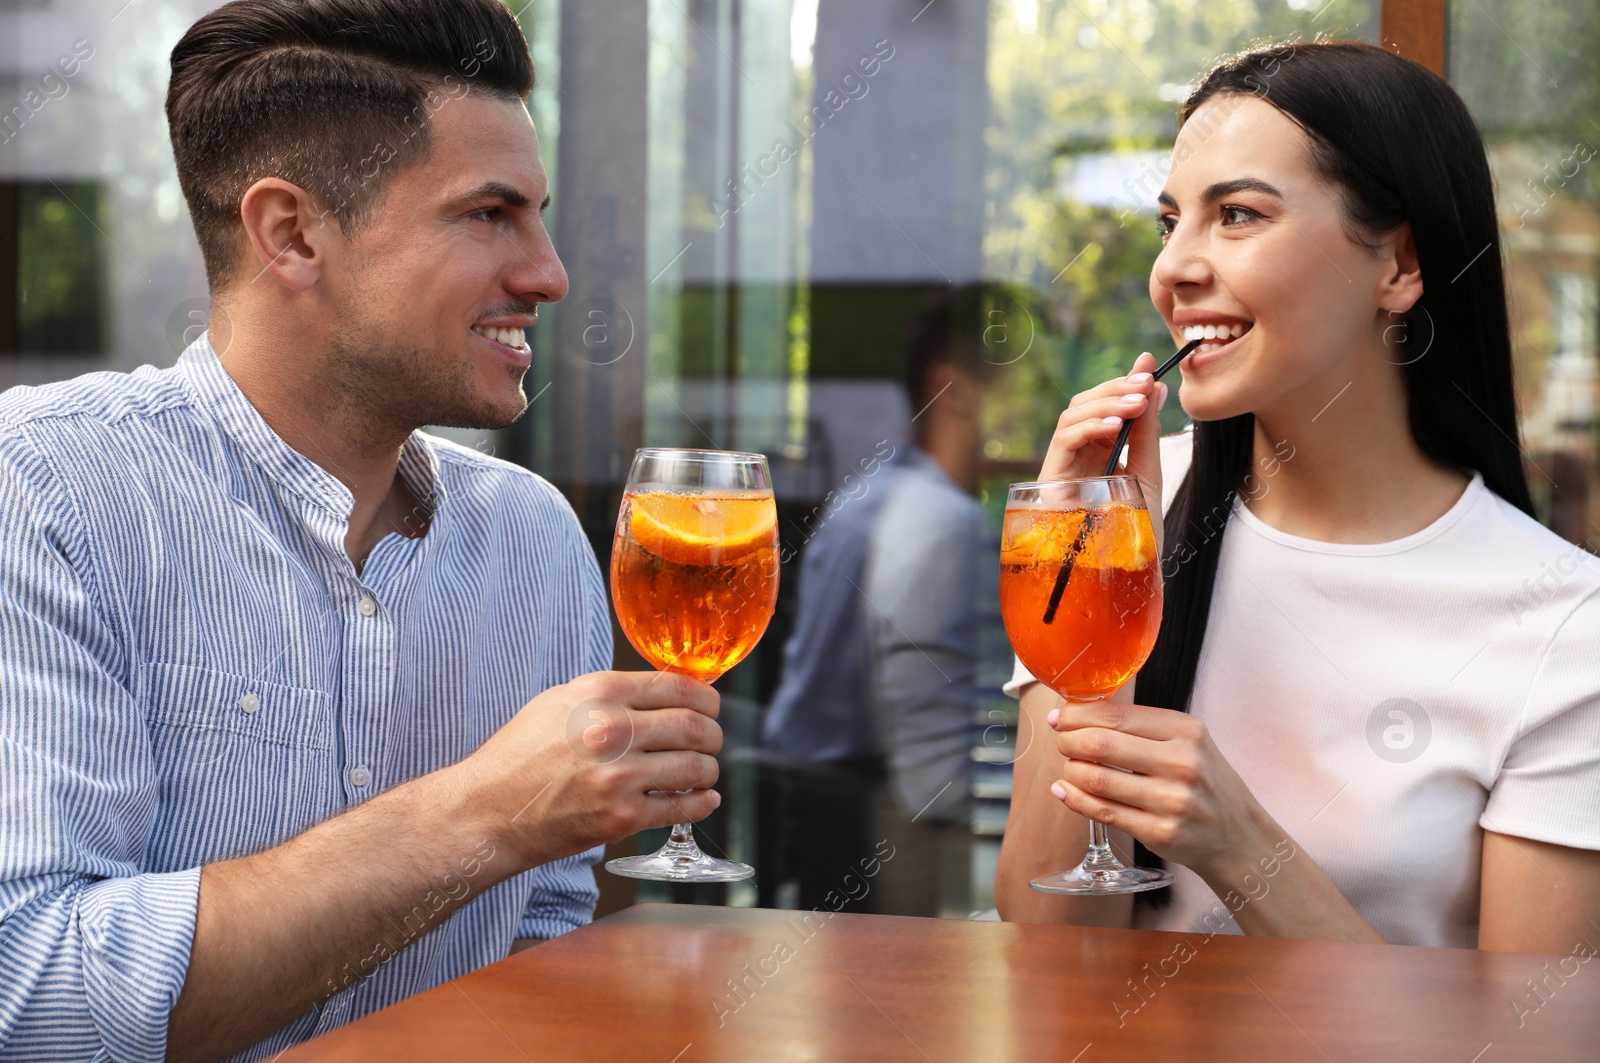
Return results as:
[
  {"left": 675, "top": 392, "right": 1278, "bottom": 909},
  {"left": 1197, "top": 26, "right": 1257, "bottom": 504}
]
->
[
  {"left": 422, "top": 432, "right": 584, "bottom": 532},
  {"left": 879, "top": 461, "right": 981, "bottom": 526},
  {"left": 0, "top": 364, "right": 189, "bottom": 436}
]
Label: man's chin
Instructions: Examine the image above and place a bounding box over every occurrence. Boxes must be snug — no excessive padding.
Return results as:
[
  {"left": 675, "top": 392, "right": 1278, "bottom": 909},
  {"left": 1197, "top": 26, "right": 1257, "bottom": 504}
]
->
[{"left": 424, "top": 387, "right": 530, "bottom": 433}]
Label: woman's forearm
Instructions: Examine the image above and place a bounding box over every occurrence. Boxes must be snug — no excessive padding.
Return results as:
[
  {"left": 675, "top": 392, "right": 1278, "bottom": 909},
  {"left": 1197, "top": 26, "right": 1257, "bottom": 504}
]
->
[
  {"left": 995, "top": 683, "right": 1134, "bottom": 927},
  {"left": 1193, "top": 827, "right": 1384, "bottom": 944}
]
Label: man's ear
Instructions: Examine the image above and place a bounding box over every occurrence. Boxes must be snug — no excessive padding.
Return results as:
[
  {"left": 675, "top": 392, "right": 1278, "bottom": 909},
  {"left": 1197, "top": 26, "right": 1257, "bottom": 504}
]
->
[
  {"left": 237, "top": 178, "right": 339, "bottom": 291},
  {"left": 1376, "top": 221, "right": 1424, "bottom": 315}
]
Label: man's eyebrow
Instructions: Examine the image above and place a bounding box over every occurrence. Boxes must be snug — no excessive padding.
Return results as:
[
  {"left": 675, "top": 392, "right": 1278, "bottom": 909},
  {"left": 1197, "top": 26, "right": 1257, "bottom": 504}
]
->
[
  {"left": 448, "top": 181, "right": 532, "bottom": 209},
  {"left": 540, "top": 194, "right": 552, "bottom": 212}
]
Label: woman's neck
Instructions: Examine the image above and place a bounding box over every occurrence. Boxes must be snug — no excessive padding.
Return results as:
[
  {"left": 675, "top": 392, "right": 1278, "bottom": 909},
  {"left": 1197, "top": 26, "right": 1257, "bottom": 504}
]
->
[{"left": 1243, "top": 367, "right": 1470, "bottom": 545}]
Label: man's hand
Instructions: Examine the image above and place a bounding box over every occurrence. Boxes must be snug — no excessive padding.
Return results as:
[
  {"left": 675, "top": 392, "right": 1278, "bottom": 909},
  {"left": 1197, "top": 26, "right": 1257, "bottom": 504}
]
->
[
  {"left": 462, "top": 670, "right": 724, "bottom": 868},
  {"left": 167, "top": 670, "right": 723, "bottom": 1062}
]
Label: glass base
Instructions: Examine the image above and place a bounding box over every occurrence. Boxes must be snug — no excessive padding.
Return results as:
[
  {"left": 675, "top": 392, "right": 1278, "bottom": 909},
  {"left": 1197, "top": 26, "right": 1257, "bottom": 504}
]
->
[
  {"left": 606, "top": 836, "right": 754, "bottom": 883},
  {"left": 1029, "top": 862, "right": 1173, "bottom": 895}
]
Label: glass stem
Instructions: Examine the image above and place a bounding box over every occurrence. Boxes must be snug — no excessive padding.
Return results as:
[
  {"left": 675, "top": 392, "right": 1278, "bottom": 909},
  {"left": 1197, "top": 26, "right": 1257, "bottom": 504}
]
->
[
  {"left": 667, "top": 822, "right": 698, "bottom": 848},
  {"left": 1084, "top": 819, "right": 1122, "bottom": 872}
]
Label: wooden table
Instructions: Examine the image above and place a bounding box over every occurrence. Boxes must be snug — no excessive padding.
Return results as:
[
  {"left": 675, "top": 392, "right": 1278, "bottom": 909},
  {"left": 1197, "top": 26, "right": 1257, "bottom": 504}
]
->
[{"left": 282, "top": 904, "right": 1598, "bottom": 1061}]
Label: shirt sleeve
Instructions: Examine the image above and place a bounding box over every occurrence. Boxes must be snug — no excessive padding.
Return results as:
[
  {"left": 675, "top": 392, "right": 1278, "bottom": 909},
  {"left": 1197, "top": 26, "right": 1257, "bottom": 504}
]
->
[
  {"left": 1481, "top": 586, "right": 1600, "bottom": 850},
  {"left": 516, "top": 503, "right": 611, "bottom": 941},
  {"left": 0, "top": 429, "right": 201, "bottom": 1063}
]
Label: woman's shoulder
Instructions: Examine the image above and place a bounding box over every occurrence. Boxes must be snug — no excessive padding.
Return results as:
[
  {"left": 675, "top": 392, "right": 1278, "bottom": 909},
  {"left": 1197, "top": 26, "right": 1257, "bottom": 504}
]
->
[{"left": 1158, "top": 426, "right": 1194, "bottom": 514}]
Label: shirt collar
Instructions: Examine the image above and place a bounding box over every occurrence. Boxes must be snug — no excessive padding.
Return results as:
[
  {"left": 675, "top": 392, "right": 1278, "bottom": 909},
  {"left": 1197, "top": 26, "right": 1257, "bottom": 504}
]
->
[{"left": 176, "top": 336, "right": 445, "bottom": 519}]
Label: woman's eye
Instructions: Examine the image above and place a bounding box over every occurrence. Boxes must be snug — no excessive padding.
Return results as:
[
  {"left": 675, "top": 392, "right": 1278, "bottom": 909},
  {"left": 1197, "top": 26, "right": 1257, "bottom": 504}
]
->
[
  {"left": 1156, "top": 215, "right": 1176, "bottom": 239},
  {"left": 1220, "top": 205, "right": 1259, "bottom": 227}
]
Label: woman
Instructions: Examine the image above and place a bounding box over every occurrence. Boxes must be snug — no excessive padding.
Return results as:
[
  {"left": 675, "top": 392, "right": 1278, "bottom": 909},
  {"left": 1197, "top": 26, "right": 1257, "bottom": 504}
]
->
[{"left": 995, "top": 42, "right": 1600, "bottom": 953}]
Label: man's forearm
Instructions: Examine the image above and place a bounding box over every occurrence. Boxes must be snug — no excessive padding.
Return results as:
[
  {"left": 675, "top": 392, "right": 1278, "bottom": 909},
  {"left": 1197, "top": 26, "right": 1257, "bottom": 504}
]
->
[{"left": 166, "top": 763, "right": 521, "bottom": 1063}]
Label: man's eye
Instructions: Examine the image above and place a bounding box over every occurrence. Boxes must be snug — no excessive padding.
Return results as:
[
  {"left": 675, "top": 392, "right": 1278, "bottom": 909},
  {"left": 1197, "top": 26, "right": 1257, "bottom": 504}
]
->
[
  {"left": 1220, "top": 205, "right": 1260, "bottom": 227},
  {"left": 470, "top": 207, "right": 501, "bottom": 222},
  {"left": 1156, "top": 214, "right": 1176, "bottom": 239}
]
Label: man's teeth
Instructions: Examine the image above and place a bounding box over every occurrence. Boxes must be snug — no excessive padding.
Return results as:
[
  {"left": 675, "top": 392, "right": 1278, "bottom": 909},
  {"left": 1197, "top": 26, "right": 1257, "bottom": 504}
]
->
[
  {"left": 472, "top": 325, "right": 530, "bottom": 349},
  {"left": 1182, "top": 322, "right": 1250, "bottom": 352}
]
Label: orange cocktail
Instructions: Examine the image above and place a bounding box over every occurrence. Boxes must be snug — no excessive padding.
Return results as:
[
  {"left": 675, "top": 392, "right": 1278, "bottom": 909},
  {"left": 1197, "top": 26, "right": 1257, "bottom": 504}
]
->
[
  {"left": 999, "top": 502, "right": 1161, "bottom": 701},
  {"left": 1000, "top": 473, "right": 1172, "bottom": 896},
  {"left": 604, "top": 448, "right": 778, "bottom": 884},
  {"left": 611, "top": 490, "right": 779, "bottom": 682}
]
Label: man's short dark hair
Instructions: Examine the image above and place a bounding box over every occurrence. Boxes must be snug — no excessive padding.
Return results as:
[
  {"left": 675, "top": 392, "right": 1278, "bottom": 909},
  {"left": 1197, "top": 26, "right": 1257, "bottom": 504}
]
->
[
  {"left": 899, "top": 284, "right": 1003, "bottom": 415},
  {"left": 167, "top": 0, "right": 534, "bottom": 289}
]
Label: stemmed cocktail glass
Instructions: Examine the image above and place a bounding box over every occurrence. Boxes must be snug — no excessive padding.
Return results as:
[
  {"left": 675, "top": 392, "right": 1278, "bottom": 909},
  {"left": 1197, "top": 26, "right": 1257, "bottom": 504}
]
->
[
  {"left": 999, "top": 475, "right": 1173, "bottom": 894},
  {"left": 604, "top": 448, "right": 779, "bottom": 883}
]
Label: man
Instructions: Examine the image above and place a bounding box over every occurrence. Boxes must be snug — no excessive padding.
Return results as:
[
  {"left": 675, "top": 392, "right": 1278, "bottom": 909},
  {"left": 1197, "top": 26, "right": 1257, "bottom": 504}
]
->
[
  {"left": 760, "top": 287, "right": 1003, "bottom": 916},
  {"left": 0, "top": 2, "right": 722, "bottom": 1060}
]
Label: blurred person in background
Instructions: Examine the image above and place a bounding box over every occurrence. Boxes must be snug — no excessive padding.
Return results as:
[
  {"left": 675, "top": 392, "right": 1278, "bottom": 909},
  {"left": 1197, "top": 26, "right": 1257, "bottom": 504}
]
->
[{"left": 760, "top": 287, "right": 1002, "bottom": 917}]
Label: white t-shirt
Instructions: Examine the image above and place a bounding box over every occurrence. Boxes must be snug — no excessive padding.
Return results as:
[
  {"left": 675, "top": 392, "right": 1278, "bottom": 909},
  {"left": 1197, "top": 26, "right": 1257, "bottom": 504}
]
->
[{"left": 1006, "top": 430, "right": 1600, "bottom": 948}]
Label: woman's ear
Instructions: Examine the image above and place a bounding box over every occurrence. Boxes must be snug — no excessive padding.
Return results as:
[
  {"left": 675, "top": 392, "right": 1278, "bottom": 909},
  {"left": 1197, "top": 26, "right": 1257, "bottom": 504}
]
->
[{"left": 1376, "top": 222, "right": 1424, "bottom": 315}]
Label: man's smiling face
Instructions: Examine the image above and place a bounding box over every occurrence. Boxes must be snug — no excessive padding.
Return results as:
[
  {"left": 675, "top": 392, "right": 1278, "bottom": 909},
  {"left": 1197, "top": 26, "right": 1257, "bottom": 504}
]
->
[{"left": 322, "top": 91, "right": 567, "bottom": 432}]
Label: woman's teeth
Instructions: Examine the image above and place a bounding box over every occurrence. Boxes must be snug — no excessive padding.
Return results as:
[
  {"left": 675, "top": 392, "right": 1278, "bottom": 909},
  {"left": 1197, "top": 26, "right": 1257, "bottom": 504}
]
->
[
  {"left": 1182, "top": 322, "right": 1250, "bottom": 352},
  {"left": 473, "top": 325, "right": 530, "bottom": 350}
]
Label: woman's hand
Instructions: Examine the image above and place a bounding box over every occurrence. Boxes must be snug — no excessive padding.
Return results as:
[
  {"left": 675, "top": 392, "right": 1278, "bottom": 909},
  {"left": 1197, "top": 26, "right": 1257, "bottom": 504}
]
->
[
  {"left": 1040, "top": 353, "right": 1168, "bottom": 551},
  {"left": 1040, "top": 352, "right": 1167, "bottom": 503},
  {"left": 1046, "top": 698, "right": 1274, "bottom": 878}
]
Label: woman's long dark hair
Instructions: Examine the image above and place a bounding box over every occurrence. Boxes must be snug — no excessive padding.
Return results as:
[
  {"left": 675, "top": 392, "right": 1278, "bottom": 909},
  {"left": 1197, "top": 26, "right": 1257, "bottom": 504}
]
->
[{"left": 1132, "top": 42, "right": 1535, "bottom": 903}]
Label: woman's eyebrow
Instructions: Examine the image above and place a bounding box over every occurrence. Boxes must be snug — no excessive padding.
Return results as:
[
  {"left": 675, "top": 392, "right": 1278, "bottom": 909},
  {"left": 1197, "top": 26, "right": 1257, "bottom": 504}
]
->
[
  {"left": 1157, "top": 178, "right": 1285, "bottom": 212},
  {"left": 1200, "top": 178, "right": 1284, "bottom": 204}
]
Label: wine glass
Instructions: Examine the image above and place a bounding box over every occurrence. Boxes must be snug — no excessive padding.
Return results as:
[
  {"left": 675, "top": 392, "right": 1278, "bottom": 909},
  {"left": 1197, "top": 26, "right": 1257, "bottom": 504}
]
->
[
  {"left": 999, "top": 475, "right": 1173, "bottom": 894},
  {"left": 604, "top": 448, "right": 779, "bottom": 882}
]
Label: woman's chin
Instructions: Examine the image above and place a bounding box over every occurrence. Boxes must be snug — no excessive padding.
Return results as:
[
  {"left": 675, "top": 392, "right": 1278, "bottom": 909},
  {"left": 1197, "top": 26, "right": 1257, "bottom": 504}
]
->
[{"left": 1175, "top": 383, "right": 1253, "bottom": 424}]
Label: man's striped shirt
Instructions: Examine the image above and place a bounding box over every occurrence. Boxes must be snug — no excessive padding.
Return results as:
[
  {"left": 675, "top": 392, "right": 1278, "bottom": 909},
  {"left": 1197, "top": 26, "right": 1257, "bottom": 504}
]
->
[{"left": 0, "top": 339, "right": 609, "bottom": 1061}]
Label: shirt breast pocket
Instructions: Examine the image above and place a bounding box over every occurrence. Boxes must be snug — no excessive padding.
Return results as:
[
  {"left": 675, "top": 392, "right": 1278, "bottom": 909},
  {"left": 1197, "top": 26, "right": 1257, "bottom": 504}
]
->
[{"left": 143, "top": 661, "right": 337, "bottom": 866}]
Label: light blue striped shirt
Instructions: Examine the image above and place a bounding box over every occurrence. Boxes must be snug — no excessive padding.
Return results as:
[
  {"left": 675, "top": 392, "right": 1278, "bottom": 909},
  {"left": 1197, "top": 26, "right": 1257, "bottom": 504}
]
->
[{"left": 0, "top": 339, "right": 610, "bottom": 1061}]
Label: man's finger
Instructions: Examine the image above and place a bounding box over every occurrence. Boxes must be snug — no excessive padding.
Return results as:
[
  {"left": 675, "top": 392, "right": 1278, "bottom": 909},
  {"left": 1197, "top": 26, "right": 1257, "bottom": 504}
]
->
[
  {"left": 586, "top": 670, "right": 720, "bottom": 717},
  {"left": 637, "top": 788, "right": 722, "bottom": 830},
  {"left": 638, "top": 750, "right": 721, "bottom": 793},
  {"left": 629, "top": 707, "right": 723, "bottom": 756}
]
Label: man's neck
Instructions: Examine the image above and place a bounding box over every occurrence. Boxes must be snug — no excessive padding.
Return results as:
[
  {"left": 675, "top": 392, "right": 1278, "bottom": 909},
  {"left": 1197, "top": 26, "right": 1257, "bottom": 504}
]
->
[
  {"left": 913, "top": 421, "right": 979, "bottom": 495},
  {"left": 209, "top": 323, "right": 427, "bottom": 572}
]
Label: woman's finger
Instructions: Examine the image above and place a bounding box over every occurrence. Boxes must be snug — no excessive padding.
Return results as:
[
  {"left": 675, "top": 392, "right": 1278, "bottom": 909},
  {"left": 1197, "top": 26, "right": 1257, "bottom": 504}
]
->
[
  {"left": 1049, "top": 778, "right": 1165, "bottom": 840},
  {"left": 1056, "top": 391, "right": 1154, "bottom": 429},
  {"left": 1055, "top": 725, "right": 1171, "bottom": 776},
  {"left": 1052, "top": 698, "right": 1199, "bottom": 742},
  {"left": 1059, "top": 757, "right": 1190, "bottom": 817}
]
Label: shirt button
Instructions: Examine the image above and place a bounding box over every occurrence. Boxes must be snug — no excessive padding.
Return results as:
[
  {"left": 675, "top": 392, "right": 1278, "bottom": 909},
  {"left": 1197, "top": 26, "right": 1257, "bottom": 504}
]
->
[
  {"left": 349, "top": 766, "right": 371, "bottom": 788},
  {"left": 357, "top": 596, "right": 378, "bottom": 617},
  {"left": 239, "top": 693, "right": 260, "bottom": 715}
]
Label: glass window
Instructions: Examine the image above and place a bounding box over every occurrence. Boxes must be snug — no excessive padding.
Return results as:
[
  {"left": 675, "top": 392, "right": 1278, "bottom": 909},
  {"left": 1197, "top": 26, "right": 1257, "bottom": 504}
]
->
[{"left": 1449, "top": 0, "right": 1600, "bottom": 549}]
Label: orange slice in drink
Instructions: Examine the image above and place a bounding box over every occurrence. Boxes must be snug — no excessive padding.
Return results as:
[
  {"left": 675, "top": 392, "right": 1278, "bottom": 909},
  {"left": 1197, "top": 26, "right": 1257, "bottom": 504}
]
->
[{"left": 628, "top": 492, "right": 776, "bottom": 566}]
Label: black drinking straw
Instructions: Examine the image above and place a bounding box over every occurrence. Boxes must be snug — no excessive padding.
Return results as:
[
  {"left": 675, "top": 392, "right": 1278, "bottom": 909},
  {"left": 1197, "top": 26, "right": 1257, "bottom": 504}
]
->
[
  {"left": 1099, "top": 338, "right": 1204, "bottom": 479},
  {"left": 1041, "top": 337, "right": 1204, "bottom": 625}
]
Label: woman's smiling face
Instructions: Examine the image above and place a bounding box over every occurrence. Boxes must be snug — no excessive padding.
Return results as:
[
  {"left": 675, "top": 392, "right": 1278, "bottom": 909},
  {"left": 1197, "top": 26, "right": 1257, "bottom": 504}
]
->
[{"left": 1150, "top": 93, "right": 1412, "bottom": 424}]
